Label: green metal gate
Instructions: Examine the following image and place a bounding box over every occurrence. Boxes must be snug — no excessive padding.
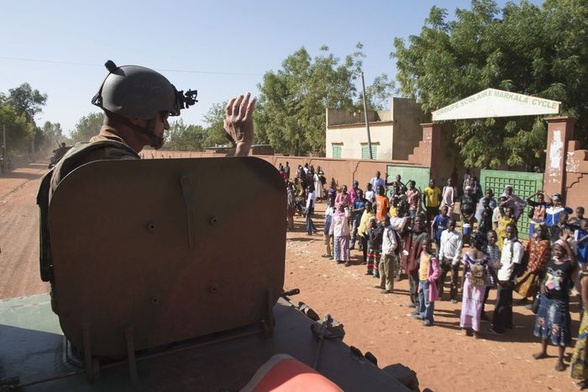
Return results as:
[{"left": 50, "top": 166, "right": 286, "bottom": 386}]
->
[
  {"left": 480, "top": 169, "right": 544, "bottom": 240},
  {"left": 385, "top": 165, "right": 431, "bottom": 195}
]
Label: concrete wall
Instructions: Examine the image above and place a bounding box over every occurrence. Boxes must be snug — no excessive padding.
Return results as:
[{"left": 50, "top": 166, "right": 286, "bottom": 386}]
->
[
  {"left": 390, "top": 98, "right": 426, "bottom": 160},
  {"left": 564, "top": 140, "right": 588, "bottom": 210},
  {"left": 142, "top": 151, "right": 424, "bottom": 191}
]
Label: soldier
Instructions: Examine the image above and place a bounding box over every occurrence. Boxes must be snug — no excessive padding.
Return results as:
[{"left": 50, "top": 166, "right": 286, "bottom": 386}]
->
[{"left": 38, "top": 60, "right": 255, "bottom": 311}]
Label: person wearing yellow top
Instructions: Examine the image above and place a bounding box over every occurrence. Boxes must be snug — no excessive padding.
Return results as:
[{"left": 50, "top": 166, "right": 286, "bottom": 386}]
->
[
  {"left": 415, "top": 239, "right": 441, "bottom": 326},
  {"left": 423, "top": 179, "right": 442, "bottom": 226},
  {"left": 389, "top": 196, "right": 399, "bottom": 218},
  {"left": 357, "top": 201, "right": 376, "bottom": 265},
  {"left": 497, "top": 206, "right": 515, "bottom": 250}
]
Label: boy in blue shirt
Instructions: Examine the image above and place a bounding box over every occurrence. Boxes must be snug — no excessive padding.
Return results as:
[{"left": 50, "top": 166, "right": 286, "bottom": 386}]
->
[{"left": 431, "top": 205, "right": 450, "bottom": 248}]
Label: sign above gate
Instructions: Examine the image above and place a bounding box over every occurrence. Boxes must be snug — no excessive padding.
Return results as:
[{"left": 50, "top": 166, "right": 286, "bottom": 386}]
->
[{"left": 432, "top": 88, "right": 560, "bottom": 121}]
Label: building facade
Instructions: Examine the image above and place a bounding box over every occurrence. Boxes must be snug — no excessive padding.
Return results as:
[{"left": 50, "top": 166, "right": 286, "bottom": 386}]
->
[{"left": 325, "top": 97, "right": 425, "bottom": 161}]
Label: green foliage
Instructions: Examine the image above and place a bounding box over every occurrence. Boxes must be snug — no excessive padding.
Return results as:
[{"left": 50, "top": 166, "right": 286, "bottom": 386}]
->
[
  {"left": 165, "top": 119, "right": 206, "bottom": 151},
  {"left": 0, "top": 84, "right": 48, "bottom": 155},
  {"left": 7, "top": 83, "right": 47, "bottom": 123},
  {"left": 256, "top": 44, "right": 394, "bottom": 156},
  {"left": 0, "top": 103, "right": 33, "bottom": 153},
  {"left": 70, "top": 112, "right": 104, "bottom": 143},
  {"left": 392, "top": 0, "right": 588, "bottom": 168},
  {"left": 201, "top": 101, "right": 229, "bottom": 148}
]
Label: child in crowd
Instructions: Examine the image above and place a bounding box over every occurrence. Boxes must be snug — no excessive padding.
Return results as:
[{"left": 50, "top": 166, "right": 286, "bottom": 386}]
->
[
  {"left": 415, "top": 238, "right": 440, "bottom": 326},
  {"left": 330, "top": 205, "right": 351, "bottom": 266},
  {"left": 357, "top": 202, "right": 375, "bottom": 264},
  {"left": 497, "top": 206, "right": 514, "bottom": 250},
  {"left": 526, "top": 190, "right": 549, "bottom": 237},
  {"left": 482, "top": 230, "right": 501, "bottom": 321},
  {"left": 569, "top": 206, "right": 585, "bottom": 230},
  {"left": 304, "top": 185, "right": 317, "bottom": 235},
  {"left": 492, "top": 196, "right": 507, "bottom": 231},
  {"left": 350, "top": 190, "right": 366, "bottom": 250},
  {"left": 477, "top": 197, "right": 494, "bottom": 235},
  {"left": 431, "top": 205, "right": 450, "bottom": 248},
  {"left": 322, "top": 199, "right": 336, "bottom": 259},
  {"left": 364, "top": 183, "right": 375, "bottom": 203},
  {"left": 366, "top": 218, "right": 384, "bottom": 277},
  {"left": 389, "top": 195, "right": 399, "bottom": 218}
]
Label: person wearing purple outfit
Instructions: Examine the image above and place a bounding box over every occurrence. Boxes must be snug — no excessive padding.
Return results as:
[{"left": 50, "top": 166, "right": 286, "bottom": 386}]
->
[{"left": 460, "top": 233, "right": 497, "bottom": 339}]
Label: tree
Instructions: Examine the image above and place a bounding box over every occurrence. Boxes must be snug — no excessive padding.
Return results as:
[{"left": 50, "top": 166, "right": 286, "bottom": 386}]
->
[
  {"left": 0, "top": 102, "right": 33, "bottom": 153},
  {"left": 8, "top": 83, "right": 47, "bottom": 123},
  {"left": 70, "top": 112, "right": 104, "bottom": 143},
  {"left": 257, "top": 44, "right": 394, "bottom": 156},
  {"left": 365, "top": 74, "right": 396, "bottom": 111},
  {"left": 38, "top": 121, "right": 66, "bottom": 151},
  {"left": 201, "top": 101, "right": 230, "bottom": 148},
  {"left": 0, "top": 84, "right": 48, "bottom": 155},
  {"left": 165, "top": 119, "right": 206, "bottom": 151},
  {"left": 392, "top": 0, "right": 588, "bottom": 168}
]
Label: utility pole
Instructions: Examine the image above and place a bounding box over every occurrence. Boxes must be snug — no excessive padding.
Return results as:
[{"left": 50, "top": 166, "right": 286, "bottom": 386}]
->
[
  {"left": 361, "top": 72, "right": 373, "bottom": 159},
  {"left": 2, "top": 124, "right": 5, "bottom": 159},
  {"left": 2, "top": 124, "right": 5, "bottom": 174}
]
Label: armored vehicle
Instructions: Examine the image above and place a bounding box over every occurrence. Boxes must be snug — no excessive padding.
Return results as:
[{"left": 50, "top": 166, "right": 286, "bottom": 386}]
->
[
  {"left": 0, "top": 157, "right": 418, "bottom": 391},
  {"left": 48, "top": 143, "right": 73, "bottom": 168}
]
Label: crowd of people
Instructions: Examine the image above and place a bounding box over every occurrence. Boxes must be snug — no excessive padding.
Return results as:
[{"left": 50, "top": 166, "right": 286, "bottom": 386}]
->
[{"left": 281, "top": 165, "right": 588, "bottom": 387}]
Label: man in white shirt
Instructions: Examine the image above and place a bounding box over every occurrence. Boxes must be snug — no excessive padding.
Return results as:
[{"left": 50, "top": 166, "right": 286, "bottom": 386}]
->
[
  {"left": 441, "top": 178, "right": 457, "bottom": 212},
  {"left": 364, "top": 183, "right": 375, "bottom": 203},
  {"left": 437, "top": 220, "right": 463, "bottom": 302},
  {"left": 489, "top": 223, "right": 524, "bottom": 335},
  {"left": 377, "top": 216, "right": 407, "bottom": 294},
  {"left": 370, "top": 171, "right": 386, "bottom": 193},
  {"left": 322, "top": 198, "right": 336, "bottom": 259}
]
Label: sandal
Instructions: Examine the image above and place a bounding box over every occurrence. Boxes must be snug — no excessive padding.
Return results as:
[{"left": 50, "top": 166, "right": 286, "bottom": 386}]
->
[
  {"left": 555, "top": 362, "right": 566, "bottom": 372},
  {"left": 532, "top": 352, "right": 548, "bottom": 360},
  {"left": 575, "top": 380, "right": 588, "bottom": 390}
]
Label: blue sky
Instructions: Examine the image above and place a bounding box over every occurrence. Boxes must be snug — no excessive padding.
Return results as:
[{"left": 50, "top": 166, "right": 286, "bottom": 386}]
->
[{"left": 0, "top": 0, "right": 542, "bottom": 136}]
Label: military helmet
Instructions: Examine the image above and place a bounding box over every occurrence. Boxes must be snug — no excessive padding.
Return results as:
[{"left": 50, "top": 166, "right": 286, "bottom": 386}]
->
[{"left": 91, "top": 60, "right": 197, "bottom": 120}]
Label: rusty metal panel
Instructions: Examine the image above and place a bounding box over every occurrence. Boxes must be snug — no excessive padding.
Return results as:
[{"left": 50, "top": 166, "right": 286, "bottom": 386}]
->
[{"left": 48, "top": 157, "right": 286, "bottom": 357}]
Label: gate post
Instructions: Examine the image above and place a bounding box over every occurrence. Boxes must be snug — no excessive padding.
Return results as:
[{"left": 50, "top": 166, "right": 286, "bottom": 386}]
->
[
  {"left": 420, "top": 123, "right": 442, "bottom": 181},
  {"left": 544, "top": 116, "right": 577, "bottom": 199}
]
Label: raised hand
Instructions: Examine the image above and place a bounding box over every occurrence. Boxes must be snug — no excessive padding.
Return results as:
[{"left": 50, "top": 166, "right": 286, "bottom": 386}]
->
[{"left": 224, "top": 92, "right": 256, "bottom": 157}]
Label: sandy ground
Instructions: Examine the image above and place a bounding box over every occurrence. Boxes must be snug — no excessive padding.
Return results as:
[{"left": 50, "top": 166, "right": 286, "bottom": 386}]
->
[{"left": 0, "top": 162, "right": 582, "bottom": 391}]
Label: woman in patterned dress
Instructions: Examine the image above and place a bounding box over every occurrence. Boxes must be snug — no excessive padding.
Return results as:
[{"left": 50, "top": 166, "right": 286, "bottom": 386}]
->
[
  {"left": 515, "top": 224, "right": 551, "bottom": 304},
  {"left": 533, "top": 235, "right": 578, "bottom": 371}
]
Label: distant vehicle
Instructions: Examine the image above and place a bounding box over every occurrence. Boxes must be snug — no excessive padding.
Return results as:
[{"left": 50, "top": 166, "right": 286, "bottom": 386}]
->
[{"left": 48, "top": 142, "right": 73, "bottom": 168}]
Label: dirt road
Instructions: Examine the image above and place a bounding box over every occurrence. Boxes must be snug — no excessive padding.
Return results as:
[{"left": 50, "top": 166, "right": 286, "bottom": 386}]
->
[
  {"left": 0, "top": 162, "right": 581, "bottom": 391},
  {"left": 0, "top": 163, "right": 49, "bottom": 298}
]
